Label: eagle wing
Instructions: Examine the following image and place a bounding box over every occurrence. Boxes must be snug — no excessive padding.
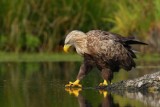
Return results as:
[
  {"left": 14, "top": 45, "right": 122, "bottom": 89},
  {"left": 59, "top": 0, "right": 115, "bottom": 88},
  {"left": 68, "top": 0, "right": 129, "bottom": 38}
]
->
[{"left": 86, "top": 30, "right": 137, "bottom": 71}]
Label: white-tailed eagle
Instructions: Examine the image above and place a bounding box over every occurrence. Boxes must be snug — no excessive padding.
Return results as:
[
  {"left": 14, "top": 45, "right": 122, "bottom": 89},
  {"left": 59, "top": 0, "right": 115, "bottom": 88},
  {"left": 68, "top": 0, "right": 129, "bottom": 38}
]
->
[{"left": 63, "top": 30, "right": 147, "bottom": 87}]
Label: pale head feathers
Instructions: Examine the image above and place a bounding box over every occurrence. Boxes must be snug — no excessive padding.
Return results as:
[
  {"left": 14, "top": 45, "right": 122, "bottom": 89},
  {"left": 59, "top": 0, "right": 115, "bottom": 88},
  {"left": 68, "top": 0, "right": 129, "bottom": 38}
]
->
[
  {"left": 65, "top": 30, "right": 87, "bottom": 45},
  {"left": 64, "top": 30, "right": 89, "bottom": 55}
]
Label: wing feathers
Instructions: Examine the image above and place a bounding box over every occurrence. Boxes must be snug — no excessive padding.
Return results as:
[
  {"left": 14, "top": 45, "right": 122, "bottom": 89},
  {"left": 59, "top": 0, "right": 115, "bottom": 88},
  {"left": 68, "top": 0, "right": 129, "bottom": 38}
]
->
[
  {"left": 86, "top": 30, "right": 147, "bottom": 71},
  {"left": 124, "top": 39, "right": 148, "bottom": 45}
]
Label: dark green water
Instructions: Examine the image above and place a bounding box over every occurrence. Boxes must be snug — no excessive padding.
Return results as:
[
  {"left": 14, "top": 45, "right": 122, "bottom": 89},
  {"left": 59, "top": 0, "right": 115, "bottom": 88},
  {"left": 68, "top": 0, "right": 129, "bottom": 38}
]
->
[{"left": 0, "top": 61, "right": 160, "bottom": 107}]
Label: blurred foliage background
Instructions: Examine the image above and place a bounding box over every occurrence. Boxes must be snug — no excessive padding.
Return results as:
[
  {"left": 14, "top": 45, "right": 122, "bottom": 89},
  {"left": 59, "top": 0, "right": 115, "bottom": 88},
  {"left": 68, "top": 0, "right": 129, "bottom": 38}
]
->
[{"left": 0, "top": 0, "right": 160, "bottom": 53}]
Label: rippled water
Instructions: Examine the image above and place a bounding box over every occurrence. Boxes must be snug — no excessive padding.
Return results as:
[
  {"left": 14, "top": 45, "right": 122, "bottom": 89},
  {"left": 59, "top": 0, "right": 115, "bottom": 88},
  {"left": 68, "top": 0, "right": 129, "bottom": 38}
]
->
[{"left": 0, "top": 61, "right": 159, "bottom": 107}]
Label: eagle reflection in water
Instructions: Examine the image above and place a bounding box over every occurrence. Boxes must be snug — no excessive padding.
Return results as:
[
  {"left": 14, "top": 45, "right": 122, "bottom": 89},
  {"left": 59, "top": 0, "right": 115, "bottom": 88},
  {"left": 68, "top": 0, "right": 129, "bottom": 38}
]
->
[{"left": 65, "top": 88, "right": 120, "bottom": 107}]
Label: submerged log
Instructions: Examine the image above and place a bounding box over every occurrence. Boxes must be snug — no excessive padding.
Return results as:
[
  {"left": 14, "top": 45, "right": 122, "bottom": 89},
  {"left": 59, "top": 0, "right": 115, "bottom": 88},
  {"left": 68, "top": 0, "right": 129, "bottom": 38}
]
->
[{"left": 106, "top": 71, "right": 160, "bottom": 92}]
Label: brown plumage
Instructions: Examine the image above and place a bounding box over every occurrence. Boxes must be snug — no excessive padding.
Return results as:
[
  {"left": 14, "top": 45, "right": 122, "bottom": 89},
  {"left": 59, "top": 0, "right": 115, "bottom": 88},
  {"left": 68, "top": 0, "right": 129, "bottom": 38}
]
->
[{"left": 64, "top": 30, "right": 147, "bottom": 87}]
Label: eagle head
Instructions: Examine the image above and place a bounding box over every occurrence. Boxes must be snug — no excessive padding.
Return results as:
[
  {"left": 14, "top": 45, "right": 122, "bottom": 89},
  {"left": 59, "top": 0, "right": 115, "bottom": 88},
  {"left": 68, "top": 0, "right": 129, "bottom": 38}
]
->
[{"left": 63, "top": 30, "right": 88, "bottom": 55}]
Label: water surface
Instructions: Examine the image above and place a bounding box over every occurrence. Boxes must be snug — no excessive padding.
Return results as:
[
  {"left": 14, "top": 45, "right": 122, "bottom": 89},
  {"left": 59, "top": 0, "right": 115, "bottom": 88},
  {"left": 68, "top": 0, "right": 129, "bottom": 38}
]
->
[{"left": 0, "top": 61, "right": 160, "bottom": 107}]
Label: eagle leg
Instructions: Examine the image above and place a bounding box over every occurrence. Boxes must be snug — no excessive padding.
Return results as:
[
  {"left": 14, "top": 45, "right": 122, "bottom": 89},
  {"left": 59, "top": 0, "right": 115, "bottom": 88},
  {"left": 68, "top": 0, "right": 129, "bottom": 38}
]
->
[
  {"left": 65, "top": 60, "right": 93, "bottom": 88},
  {"left": 99, "top": 68, "right": 112, "bottom": 87}
]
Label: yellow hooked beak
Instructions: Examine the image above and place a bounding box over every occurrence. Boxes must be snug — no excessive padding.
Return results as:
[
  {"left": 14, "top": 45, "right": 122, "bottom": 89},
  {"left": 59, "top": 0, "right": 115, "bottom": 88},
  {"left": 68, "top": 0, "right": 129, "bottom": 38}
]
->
[{"left": 63, "top": 44, "right": 71, "bottom": 53}]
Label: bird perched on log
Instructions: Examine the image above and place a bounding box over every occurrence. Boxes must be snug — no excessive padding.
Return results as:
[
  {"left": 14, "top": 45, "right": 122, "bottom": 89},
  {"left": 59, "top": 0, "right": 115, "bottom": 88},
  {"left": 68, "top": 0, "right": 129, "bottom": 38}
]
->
[{"left": 63, "top": 30, "right": 147, "bottom": 88}]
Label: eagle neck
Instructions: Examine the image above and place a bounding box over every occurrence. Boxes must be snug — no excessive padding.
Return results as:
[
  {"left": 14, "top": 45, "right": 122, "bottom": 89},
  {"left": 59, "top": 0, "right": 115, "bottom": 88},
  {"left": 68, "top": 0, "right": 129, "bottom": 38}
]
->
[{"left": 74, "top": 36, "right": 88, "bottom": 55}]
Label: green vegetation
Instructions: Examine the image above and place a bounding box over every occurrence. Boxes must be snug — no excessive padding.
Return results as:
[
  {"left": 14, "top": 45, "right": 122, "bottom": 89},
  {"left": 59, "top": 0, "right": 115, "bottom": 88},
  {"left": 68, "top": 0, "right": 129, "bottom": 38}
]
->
[
  {"left": 0, "top": 0, "right": 160, "bottom": 53},
  {"left": 0, "top": 52, "right": 82, "bottom": 62},
  {"left": 137, "top": 53, "right": 160, "bottom": 61}
]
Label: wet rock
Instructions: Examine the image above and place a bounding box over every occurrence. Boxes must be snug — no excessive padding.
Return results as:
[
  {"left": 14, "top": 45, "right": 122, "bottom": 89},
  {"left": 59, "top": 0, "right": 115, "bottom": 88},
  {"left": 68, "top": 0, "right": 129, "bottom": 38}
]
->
[{"left": 106, "top": 71, "right": 160, "bottom": 92}]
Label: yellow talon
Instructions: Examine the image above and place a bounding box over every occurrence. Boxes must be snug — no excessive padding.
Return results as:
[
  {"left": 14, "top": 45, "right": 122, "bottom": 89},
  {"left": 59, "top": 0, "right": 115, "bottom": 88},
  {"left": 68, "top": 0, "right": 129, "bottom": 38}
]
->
[
  {"left": 65, "top": 79, "right": 82, "bottom": 88},
  {"left": 99, "top": 80, "right": 108, "bottom": 87}
]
